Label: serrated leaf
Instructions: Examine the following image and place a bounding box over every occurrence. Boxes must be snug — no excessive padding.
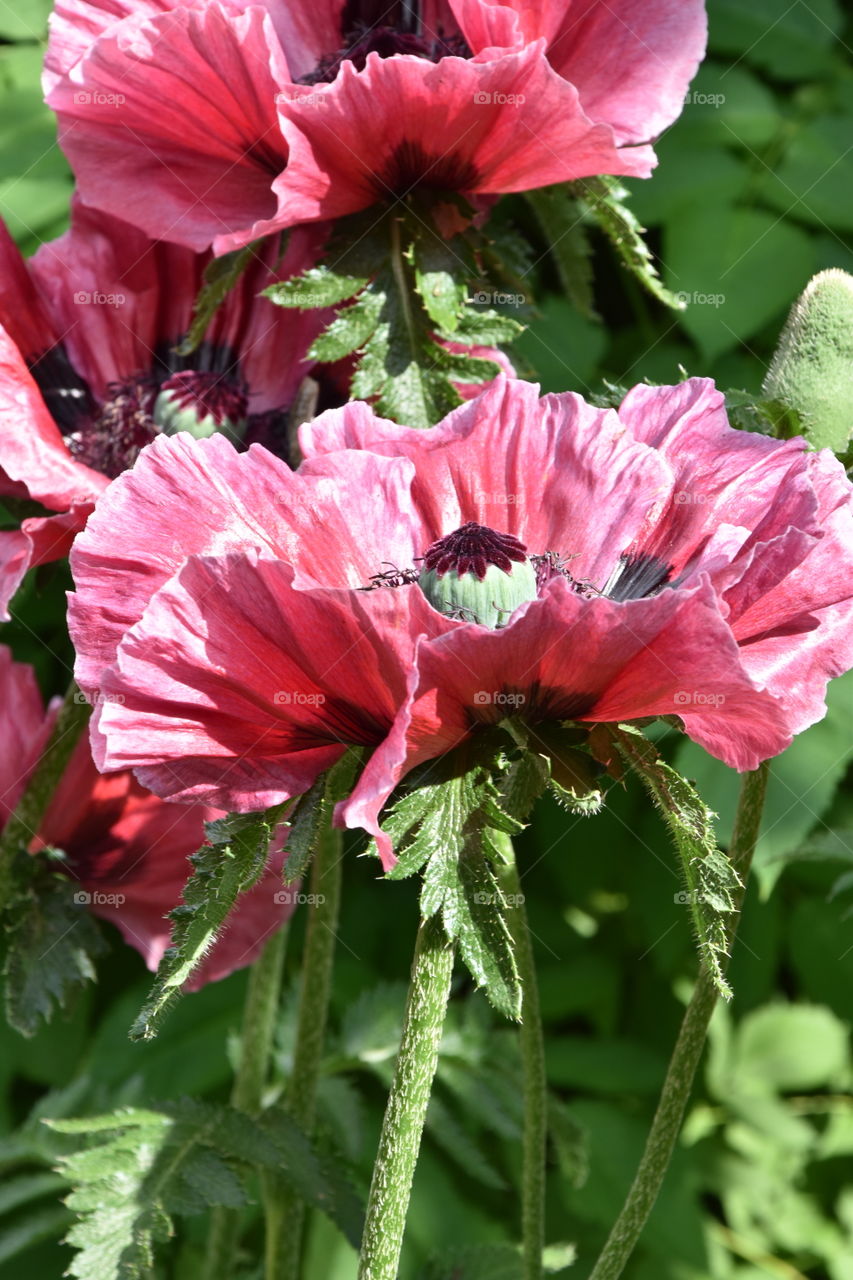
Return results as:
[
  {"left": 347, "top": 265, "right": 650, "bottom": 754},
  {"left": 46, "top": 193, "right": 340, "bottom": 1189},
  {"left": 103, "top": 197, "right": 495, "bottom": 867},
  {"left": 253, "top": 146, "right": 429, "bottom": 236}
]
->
[
  {"left": 572, "top": 176, "right": 686, "bottom": 310},
  {"left": 455, "top": 307, "right": 524, "bottom": 346},
  {"left": 426, "top": 1094, "right": 506, "bottom": 1190},
  {"left": 724, "top": 388, "right": 805, "bottom": 438},
  {"left": 307, "top": 289, "right": 383, "bottom": 362},
  {"left": 49, "top": 1099, "right": 365, "bottom": 1278},
  {"left": 378, "top": 763, "right": 523, "bottom": 1018},
  {"left": 175, "top": 243, "right": 258, "bottom": 356},
  {"left": 3, "top": 862, "right": 107, "bottom": 1037},
  {"left": 282, "top": 750, "right": 361, "bottom": 886},
  {"left": 422, "top": 1242, "right": 523, "bottom": 1280},
  {"left": 526, "top": 184, "right": 597, "bottom": 319},
  {"left": 264, "top": 264, "right": 368, "bottom": 309},
  {"left": 130, "top": 806, "right": 287, "bottom": 1040},
  {"left": 350, "top": 261, "right": 464, "bottom": 428},
  {"left": 412, "top": 233, "right": 469, "bottom": 333},
  {"left": 612, "top": 725, "right": 740, "bottom": 997}
]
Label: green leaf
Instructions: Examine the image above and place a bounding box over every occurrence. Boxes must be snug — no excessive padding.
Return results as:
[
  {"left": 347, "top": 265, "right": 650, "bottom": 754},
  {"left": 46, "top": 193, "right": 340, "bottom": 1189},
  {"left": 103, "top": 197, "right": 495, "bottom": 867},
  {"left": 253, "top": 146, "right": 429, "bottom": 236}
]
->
[
  {"left": 674, "top": 669, "right": 853, "bottom": 895},
  {"left": 412, "top": 233, "right": 469, "bottom": 333},
  {"left": 426, "top": 1094, "right": 506, "bottom": 1190},
  {"left": 707, "top": 0, "right": 843, "bottom": 80},
  {"left": 49, "top": 1099, "right": 365, "bottom": 1278},
  {"left": 571, "top": 176, "right": 686, "bottom": 311},
  {"left": 50, "top": 1107, "right": 211, "bottom": 1280},
  {"left": 0, "top": 1206, "right": 72, "bottom": 1267},
  {"left": 378, "top": 761, "right": 524, "bottom": 1018},
  {"left": 664, "top": 203, "right": 815, "bottom": 360},
  {"left": 130, "top": 806, "right": 287, "bottom": 1040},
  {"left": 421, "top": 1243, "right": 523, "bottom": 1280},
  {"left": 455, "top": 307, "right": 523, "bottom": 347},
  {"left": 307, "top": 289, "right": 384, "bottom": 362},
  {"left": 175, "top": 243, "right": 259, "bottom": 356},
  {"left": 282, "top": 749, "right": 361, "bottom": 886},
  {"left": 724, "top": 388, "right": 804, "bottom": 439},
  {"left": 350, "top": 261, "right": 465, "bottom": 428},
  {"left": 732, "top": 1003, "right": 849, "bottom": 1092},
  {"left": 3, "top": 861, "right": 107, "bottom": 1037},
  {"left": 612, "top": 726, "right": 740, "bottom": 997},
  {"left": 264, "top": 264, "right": 369, "bottom": 309},
  {"left": 525, "top": 184, "right": 597, "bottom": 319}
]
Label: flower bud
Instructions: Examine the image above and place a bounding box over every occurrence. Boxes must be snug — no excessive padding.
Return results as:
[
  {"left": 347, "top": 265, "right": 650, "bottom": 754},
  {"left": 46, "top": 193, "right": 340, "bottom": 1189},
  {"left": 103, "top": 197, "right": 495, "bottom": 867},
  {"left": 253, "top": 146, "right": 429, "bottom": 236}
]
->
[{"left": 763, "top": 268, "right": 853, "bottom": 454}]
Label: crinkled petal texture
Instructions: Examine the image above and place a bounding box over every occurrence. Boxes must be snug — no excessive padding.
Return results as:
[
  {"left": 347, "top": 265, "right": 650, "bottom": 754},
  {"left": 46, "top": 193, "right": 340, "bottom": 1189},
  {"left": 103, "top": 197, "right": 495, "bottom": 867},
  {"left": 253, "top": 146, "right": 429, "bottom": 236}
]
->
[
  {"left": 43, "top": 0, "right": 703, "bottom": 246},
  {"left": 271, "top": 46, "right": 654, "bottom": 229},
  {"left": 70, "top": 377, "right": 853, "bottom": 867},
  {"left": 28, "top": 197, "right": 326, "bottom": 411},
  {"left": 459, "top": 0, "right": 707, "bottom": 144},
  {"left": 47, "top": 3, "right": 290, "bottom": 251},
  {"left": 0, "top": 643, "right": 293, "bottom": 985},
  {"left": 0, "top": 324, "right": 106, "bottom": 617}
]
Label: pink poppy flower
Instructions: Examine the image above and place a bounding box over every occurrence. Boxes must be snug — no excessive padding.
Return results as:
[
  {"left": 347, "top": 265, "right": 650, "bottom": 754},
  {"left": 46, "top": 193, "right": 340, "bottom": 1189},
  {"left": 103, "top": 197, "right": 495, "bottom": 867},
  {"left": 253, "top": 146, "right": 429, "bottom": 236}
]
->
[
  {"left": 45, "top": 0, "right": 706, "bottom": 251},
  {"left": 0, "top": 646, "right": 292, "bottom": 987},
  {"left": 68, "top": 377, "right": 853, "bottom": 868},
  {"left": 0, "top": 200, "right": 325, "bottom": 616}
]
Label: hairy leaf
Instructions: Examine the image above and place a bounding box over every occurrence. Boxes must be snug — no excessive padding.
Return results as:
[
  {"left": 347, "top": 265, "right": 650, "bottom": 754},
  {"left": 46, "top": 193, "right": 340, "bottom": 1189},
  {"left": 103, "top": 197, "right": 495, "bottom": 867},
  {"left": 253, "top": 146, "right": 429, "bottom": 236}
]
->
[
  {"left": 3, "top": 858, "right": 106, "bottom": 1037},
  {"left": 572, "top": 176, "right": 686, "bottom": 310},
  {"left": 264, "top": 263, "right": 369, "bottom": 309},
  {"left": 130, "top": 806, "right": 287, "bottom": 1040},
  {"left": 176, "top": 243, "right": 259, "bottom": 356},
  {"left": 377, "top": 763, "right": 524, "bottom": 1018},
  {"left": 612, "top": 725, "right": 740, "bottom": 997},
  {"left": 526, "top": 184, "right": 597, "bottom": 319},
  {"left": 49, "top": 1099, "right": 364, "bottom": 1278}
]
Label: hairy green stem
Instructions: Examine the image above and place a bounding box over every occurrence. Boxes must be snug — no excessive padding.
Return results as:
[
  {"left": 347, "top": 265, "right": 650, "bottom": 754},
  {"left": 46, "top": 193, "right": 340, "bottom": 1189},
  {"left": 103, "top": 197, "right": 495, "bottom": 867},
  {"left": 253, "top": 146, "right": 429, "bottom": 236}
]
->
[
  {"left": 587, "top": 762, "right": 769, "bottom": 1280},
  {"left": 495, "top": 838, "right": 546, "bottom": 1280},
  {"left": 267, "top": 819, "right": 344, "bottom": 1280},
  {"left": 0, "top": 679, "right": 90, "bottom": 899},
  {"left": 357, "top": 915, "right": 455, "bottom": 1280},
  {"left": 202, "top": 926, "right": 289, "bottom": 1280},
  {"left": 204, "top": 924, "right": 289, "bottom": 1280}
]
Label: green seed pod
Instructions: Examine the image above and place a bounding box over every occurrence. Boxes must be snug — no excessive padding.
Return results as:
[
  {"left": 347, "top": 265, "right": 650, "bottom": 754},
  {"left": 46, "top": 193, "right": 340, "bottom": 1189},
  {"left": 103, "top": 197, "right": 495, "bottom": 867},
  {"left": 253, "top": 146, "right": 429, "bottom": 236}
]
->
[{"left": 419, "top": 557, "right": 538, "bottom": 629}]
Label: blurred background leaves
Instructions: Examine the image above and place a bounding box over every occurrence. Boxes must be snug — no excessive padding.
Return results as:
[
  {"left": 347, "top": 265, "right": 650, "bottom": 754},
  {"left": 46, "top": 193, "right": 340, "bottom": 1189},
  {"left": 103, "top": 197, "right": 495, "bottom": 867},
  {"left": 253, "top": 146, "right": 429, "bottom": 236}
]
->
[{"left": 1, "top": 1, "right": 852, "bottom": 1278}]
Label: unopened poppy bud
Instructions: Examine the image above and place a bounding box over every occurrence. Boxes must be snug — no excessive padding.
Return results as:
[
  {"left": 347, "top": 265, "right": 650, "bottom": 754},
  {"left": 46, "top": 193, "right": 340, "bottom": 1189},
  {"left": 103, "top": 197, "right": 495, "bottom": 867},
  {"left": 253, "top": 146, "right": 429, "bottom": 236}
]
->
[{"left": 763, "top": 268, "right": 853, "bottom": 454}]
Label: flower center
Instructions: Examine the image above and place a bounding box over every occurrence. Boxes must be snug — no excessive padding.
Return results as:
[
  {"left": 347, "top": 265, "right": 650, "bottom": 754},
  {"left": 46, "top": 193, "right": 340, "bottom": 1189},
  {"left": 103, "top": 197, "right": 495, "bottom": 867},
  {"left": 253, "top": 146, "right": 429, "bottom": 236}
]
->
[
  {"left": 418, "top": 522, "right": 539, "bottom": 628},
  {"left": 63, "top": 367, "right": 249, "bottom": 479},
  {"left": 153, "top": 370, "right": 248, "bottom": 442},
  {"left": 302, "top": 2, "right": 470, "bottom": 84},
  {"left": 66, "top": 378, "right": 158, "bottom": 480}
]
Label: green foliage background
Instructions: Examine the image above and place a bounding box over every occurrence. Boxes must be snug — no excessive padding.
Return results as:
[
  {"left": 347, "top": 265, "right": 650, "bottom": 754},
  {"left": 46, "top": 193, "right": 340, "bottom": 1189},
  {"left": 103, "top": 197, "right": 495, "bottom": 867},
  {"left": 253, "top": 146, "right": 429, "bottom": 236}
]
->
[{"left": 1, "top": 2, "right": 852, "bottom": 1278}]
